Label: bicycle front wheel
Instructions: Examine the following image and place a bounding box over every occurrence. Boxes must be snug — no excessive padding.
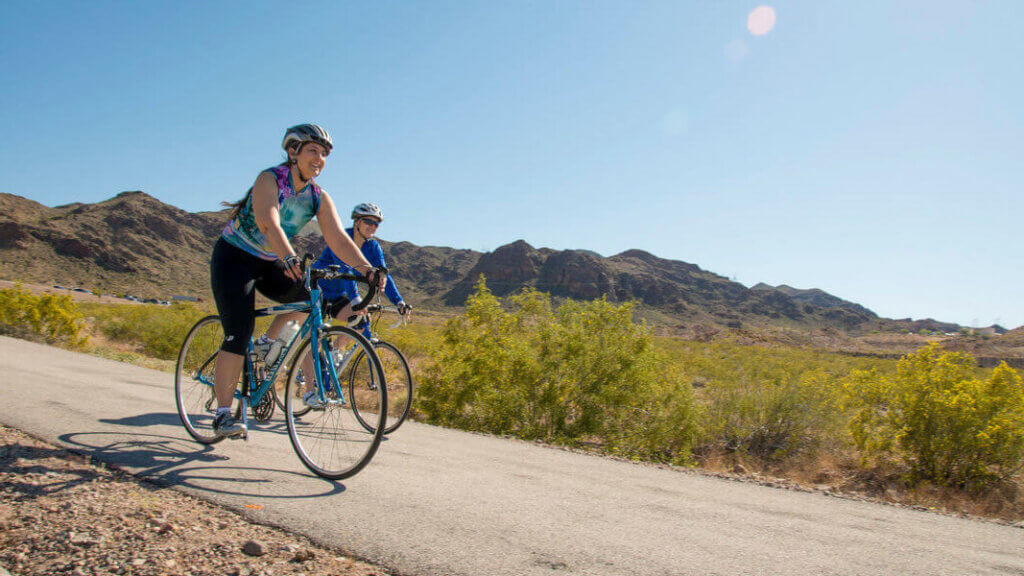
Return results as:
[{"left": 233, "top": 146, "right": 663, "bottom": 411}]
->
[
  {"left": 175, "top": 315, "right": 229, "bottom": 444},
  {"left": 284, "top": 326, "right": 386, "bottom": 480},
  {"left": 349, "top": 340, "right": 413, "bottom": 435}
]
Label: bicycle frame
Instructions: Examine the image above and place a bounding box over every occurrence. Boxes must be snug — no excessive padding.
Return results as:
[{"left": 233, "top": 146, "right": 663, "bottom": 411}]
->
[
  {"left": 189, "top": 269, "right": 349, "bottom": 430},
  {"left": 237, "top": 281, "right": 344, "bottom": 427},
  {"left": 332, "top": 303, "right": 404, "bottom": 369}
]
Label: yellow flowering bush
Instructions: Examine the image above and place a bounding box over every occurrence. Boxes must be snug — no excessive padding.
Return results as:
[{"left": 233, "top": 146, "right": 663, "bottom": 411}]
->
[
  {"left": 844, "top": 344, "right": 1024, "bottom": 487},
  {"left": 418, "top": 277, "right": 698, "bottom": 463},
  {"left": 0, "top": 284, "right": 87, "bottom": 346},
  {"left": 85, "top": 302, "right": 209, "bottom": 360}
]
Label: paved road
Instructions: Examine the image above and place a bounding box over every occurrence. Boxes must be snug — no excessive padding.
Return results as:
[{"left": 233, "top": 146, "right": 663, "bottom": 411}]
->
[{"left": 1, "top": 336, "right": 1022, "bottom": 575}]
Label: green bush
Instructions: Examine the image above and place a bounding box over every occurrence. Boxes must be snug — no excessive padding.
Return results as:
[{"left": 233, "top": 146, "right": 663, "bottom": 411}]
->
[
  {"left": 0, "top": 285, "right": 87, "bottom": 346},
  {"left": 663, "top": 341, "right": 867, "bottom": 463},
  {"left": 843, "top": 344, "right": 1024, "bottom": 488},
  {"left": 418, "top": 277, "right": 698, "bottom": 463},
  {"left": 85, "top": 302, "right": 209, "bottom": 360},
  {"left": 697, "top": 370, "right": 838, "bottom": 462}
]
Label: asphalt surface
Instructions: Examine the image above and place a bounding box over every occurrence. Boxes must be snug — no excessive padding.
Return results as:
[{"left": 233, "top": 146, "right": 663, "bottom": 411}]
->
[{"left": 1, "top": 336, "right": 1022, "bottom": 575}]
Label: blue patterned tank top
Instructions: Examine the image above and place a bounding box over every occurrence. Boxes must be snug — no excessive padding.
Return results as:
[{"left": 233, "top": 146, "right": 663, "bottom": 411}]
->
[{"left": 221, "top": 164, "right": 323, "bottom": 260}]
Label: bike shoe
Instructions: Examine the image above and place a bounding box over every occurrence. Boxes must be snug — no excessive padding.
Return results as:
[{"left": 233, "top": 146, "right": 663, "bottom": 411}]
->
[
  {"left": 213, "top": 412, "right": 247, "bottom": 439},
  {"left": 302, "top": 390, "right": 327, "bottom": 410}
]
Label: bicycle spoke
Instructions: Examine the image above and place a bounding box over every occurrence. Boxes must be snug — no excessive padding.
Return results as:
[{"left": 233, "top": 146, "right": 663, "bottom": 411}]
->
[{"left": 284, "top": 327, "right": 385, "bottom": 479}]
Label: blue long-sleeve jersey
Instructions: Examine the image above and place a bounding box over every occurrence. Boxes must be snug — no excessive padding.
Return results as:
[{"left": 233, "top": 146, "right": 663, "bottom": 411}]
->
[{"left": 313, "top": 228, "right": 404, "bottom": 305}]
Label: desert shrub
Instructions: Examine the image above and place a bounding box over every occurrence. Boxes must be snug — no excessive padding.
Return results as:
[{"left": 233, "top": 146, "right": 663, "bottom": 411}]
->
[
  {"left": 697, "top": 374, "right": 831, "bottom": 461},
  {"left": 843, "top": 344, "right": 1024, "bottom": 488},
  {"left": 668, "top": 341, "right": 863, "bottom": 464},
  {"left": 418, "top": 278, "right": 698, "bottom": 463},
  {"left": 369, "top": 312, "right": 436, "bottom": 362},
  {"left": 0, "top": 285, "right": 87, "bottom": 346},
  {"left": 85, "top": 302, "right": 209, "bottom": 360}
]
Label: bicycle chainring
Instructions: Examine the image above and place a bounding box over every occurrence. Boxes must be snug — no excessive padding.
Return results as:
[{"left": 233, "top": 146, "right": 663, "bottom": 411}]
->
[{"left": 251, "top": 389, "right": 276, "bottom": 423}]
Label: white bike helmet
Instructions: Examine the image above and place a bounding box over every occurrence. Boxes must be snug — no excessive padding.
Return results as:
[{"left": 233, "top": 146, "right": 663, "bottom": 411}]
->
[
  {"left": 282, "top": 124, "right": 333, "bottom": 153},
  {"left": 351, "top": 203, "right": 384, "bottom": 222}
]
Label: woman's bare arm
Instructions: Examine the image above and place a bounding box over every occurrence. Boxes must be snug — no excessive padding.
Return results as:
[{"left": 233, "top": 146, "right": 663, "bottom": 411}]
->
[{"left": 317, "top": 191, "right": 374, "bottom": 273}]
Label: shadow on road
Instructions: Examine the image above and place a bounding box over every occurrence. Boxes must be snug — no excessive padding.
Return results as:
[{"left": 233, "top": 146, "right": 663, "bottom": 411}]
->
[
  {"left": 0, "top": 443, "right": 102, "bottom": 500},
  {"left": 100, "top": 412, "right": 291, "bottom": 437},
  {"left": 57, "top": 431, "right": 345, "bottom": 499},
  {"left": 100, "top": 413, "right": 183, "bottom": 428}
]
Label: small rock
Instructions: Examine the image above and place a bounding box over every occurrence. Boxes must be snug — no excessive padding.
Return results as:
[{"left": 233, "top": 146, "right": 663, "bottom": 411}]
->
[
  {"left": 292, "top": 549, "right": 316, "bottom": 562},
  {"left": 131, "top": 558, "right": 147, "bottom": 567},
  {"left": 72, "top": 569, "right": 87, "bottom": 576},
  {"left": 157, "top": 522, "right": 175, "bottom": 534},
  {"left": 68, "top": 532, "right": 96, "bottom": 547},
  {"left": 218, "top": 521, "right": 230, "bottom": 529},
  {"left": 242, "top": 540, "right": 267, "bottom": 557},
  {"left": 1013, "top": 521, "right": 1024, "bottom": 529},
  {"left": 0, "top": 566, "right": 12, "bottom": 576},
  {"left": 164, "top": 559, "right": 178, "bottom": 568}
]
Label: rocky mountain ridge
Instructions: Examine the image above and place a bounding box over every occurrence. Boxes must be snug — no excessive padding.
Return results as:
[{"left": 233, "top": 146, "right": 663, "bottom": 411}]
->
[{"left": 0, "top": 191, "right": 980, "bottom": 334}]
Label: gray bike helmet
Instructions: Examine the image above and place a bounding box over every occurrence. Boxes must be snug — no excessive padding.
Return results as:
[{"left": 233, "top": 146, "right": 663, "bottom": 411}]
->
[
  {"left": 282, "top": 124, "right": 333, "bottom": 153},
  {"left": 351, "top": 203, "right": 384, "bottom": 222}
]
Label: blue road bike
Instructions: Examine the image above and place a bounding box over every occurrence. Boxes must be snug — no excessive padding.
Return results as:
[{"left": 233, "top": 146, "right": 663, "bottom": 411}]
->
[
  {"left": 174, "top": 260, "right": 388, "bottom": 480},
  {"left": 333, "top": 303, "right": 414, "bottom": 435}
]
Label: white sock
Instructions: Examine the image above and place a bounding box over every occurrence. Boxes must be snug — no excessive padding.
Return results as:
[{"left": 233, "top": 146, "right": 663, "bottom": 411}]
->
[{"left": 216, "top": 407, "right": 231, "bottom": 416}]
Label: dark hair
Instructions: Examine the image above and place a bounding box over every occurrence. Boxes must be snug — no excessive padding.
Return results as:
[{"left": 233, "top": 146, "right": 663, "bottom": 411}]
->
[{"left": 221, "top": 147, "right": 300, "bottom": 219}]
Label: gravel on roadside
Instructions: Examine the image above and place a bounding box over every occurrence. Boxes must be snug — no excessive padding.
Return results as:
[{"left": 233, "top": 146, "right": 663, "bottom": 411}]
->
[{"left": 0, "top": 425, "right": 391, "bottom": 576}]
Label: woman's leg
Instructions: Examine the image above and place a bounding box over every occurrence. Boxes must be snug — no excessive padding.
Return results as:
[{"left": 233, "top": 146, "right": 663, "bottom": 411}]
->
[
  {"left": 256, "top": 260, "right": 311, "bottom": 340},
  {"left": 210, "top": 239, "right": 258, "bottom": 412},
  {"left": 213, "top": 350, "right": 244, "bottom": 407}
]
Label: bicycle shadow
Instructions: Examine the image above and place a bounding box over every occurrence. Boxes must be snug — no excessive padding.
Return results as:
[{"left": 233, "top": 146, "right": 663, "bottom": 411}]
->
[
  {"left": 57, "top": 431, "right": 345, "bottom": 498},
  {"left": 0, "top": 443, "right": 104, "bottom": 500},
  {"left": 100, "top": 412, "right": 292, "bottom": 437}
]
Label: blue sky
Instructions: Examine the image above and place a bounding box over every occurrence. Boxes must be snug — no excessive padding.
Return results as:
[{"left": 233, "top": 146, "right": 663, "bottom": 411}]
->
[{"left": 2, "top": 1, "right": 1021, "bottom": 328}]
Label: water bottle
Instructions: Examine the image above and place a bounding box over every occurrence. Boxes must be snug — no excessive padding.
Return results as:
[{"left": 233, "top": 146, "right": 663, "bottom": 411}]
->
[{"left": 265, "top": 320, "right": 300, "bottom": 367}]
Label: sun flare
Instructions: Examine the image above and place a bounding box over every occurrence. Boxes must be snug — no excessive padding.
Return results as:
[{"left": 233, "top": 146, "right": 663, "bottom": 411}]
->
[{"left": 747, "top": 5, "right": 776, "bottom": 36}]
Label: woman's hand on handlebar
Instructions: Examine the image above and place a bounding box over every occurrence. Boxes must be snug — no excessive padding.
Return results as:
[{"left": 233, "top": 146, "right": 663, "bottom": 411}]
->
[{"left": 282, "top": 254, "right": 303, "bottom": 282}]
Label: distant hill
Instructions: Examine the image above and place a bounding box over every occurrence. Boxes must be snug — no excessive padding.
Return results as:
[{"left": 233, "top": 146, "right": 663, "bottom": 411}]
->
[
  {"left": 0, "top": 191, "right": 974, "bottom": 335},
  {"left": 0, "top": 191, "right": 224, "bottom": 299},
  {"left": 750, "top": 283, "right": 875, "bottom": 316}
]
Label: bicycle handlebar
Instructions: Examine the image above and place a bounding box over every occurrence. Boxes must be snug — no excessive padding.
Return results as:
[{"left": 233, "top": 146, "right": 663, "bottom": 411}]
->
[{"left": 301, "top": 254, "right": 387, "bottom": 313}]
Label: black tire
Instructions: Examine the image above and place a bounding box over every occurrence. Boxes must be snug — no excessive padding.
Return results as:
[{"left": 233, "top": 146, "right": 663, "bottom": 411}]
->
[
  {"left": 272, "top": 352, "right": 310, "bottom": 418},
  {"left": 284, "top": 326, "right": 386, "bottom": 480},
  {"left": 349, "top": 340, "right": 413, "bottom": 435},
  {"left": 175, "top": 315, "right": 229, "bottom": 444}
]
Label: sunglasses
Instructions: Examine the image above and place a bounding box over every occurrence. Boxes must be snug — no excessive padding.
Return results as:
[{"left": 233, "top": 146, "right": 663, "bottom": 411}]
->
[{"left": 360, "top": 218, "right": 381, "bottom": 228}]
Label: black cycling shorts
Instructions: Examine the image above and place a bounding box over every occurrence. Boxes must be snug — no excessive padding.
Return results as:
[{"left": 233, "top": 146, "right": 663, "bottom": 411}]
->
[
  {"left": 323, "top": 296, "right": 352, "bottom": 319},
  {"left": 323, "top": 297, "right": 370, "bottom": 330},
  {"left": 211, "top": 238, "right": 309, "bottom": 355}
]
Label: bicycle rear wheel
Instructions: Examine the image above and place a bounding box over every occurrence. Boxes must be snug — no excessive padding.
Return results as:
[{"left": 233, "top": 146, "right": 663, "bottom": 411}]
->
[
  {"left": 349, "top": 340, "right": 413, "bottom": 435},
  {"left": 175, "top": 315, "right": 229, "bottom": 444},
  {"left": 284, "top": 326, "right": 386, "bottom": 479}
]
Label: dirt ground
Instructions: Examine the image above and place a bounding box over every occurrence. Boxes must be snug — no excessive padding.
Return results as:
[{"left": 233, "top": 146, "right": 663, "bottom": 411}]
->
[{"left": 0, "top": 425, "right": 391, "bottom": 576}]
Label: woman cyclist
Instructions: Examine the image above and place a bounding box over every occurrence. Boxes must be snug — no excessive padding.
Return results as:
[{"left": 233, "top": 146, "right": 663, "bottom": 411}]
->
[
  {"left": 302, "top": 203, "right": 411, "bottom": 407},
  {"left": 211, "top": 124, "right": 381, "bottom": 438},
  {"left": 315, "top": 203, "right": 411, "bottom": 327}
]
